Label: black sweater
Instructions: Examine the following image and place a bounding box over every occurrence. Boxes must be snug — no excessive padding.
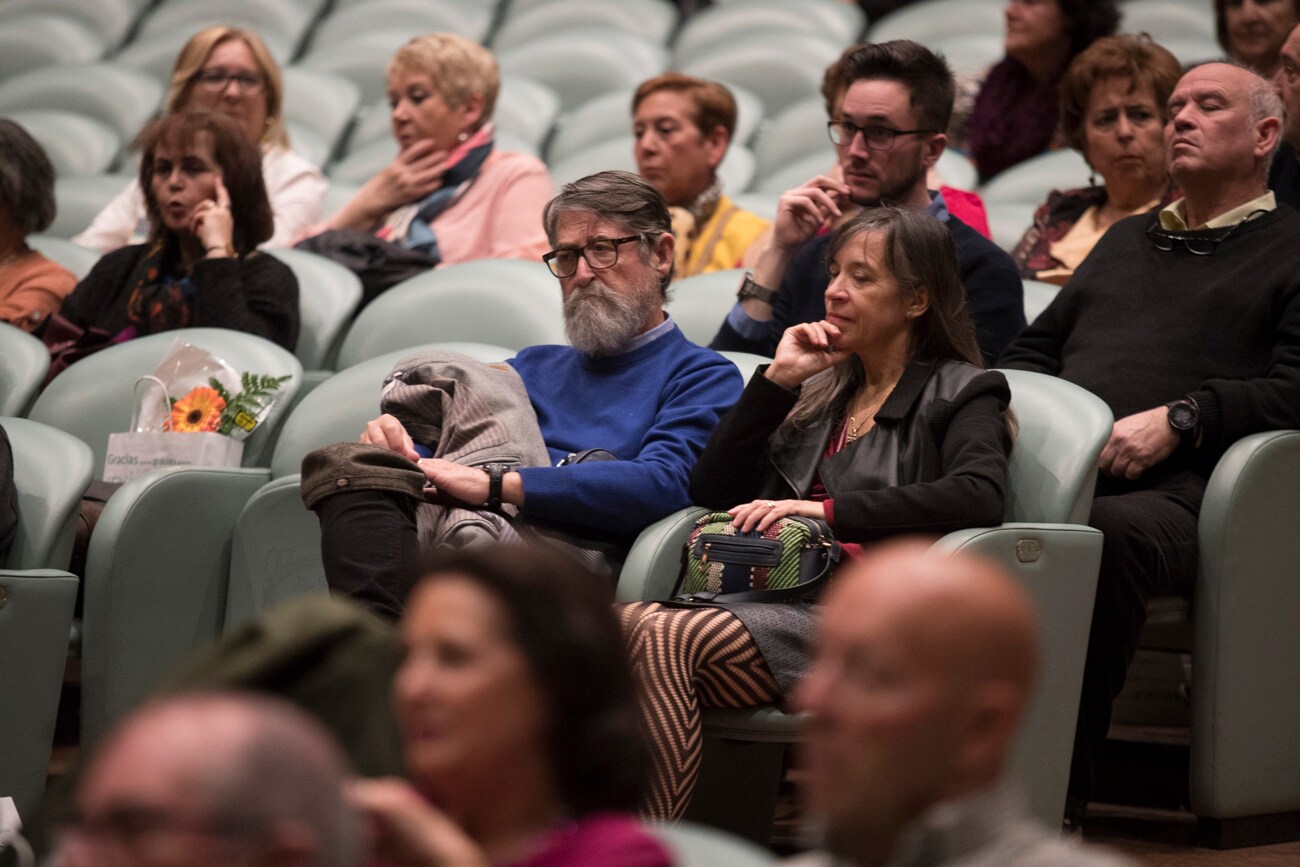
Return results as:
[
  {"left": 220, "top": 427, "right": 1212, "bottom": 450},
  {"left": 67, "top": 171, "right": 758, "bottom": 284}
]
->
[
  {"left": 709, "top": 215, "right": 1026, "bottom": 365},
  {"left": 1000, "top": 205, "right": 1300, "bottom": 473},
  {"left": 60, "top": 244, "right": 299, "bottom": 351}
]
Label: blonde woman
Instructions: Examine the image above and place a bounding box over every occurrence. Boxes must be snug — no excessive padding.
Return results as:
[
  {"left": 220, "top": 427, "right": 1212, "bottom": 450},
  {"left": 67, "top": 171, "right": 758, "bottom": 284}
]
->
[
  {"left": 310, "top": 33, "right": 553, "bottom": 266},
  {"left": 75, "top": 25, "right": 326, "bottom": 252}
]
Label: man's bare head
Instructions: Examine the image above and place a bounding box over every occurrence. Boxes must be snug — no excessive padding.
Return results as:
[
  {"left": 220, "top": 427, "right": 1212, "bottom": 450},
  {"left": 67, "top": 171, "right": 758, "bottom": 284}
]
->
[
  {"left": 794, "top": 540, "right": 1039, "bottom": 864},
  {"left": 61, "top": 693, "right": 363, "bottom": 867},
  {"left": 1166, "top": 62, "right": 1283, "bottom": 191}
]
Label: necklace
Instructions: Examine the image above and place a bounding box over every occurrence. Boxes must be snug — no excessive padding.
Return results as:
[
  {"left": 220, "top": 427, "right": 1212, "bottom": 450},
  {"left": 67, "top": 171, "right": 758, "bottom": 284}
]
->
[
  {"left": 844, "top": 383, "right": 896, "bottom": 442},
  {"left": 0, "top": 249, "right": 24, "bottom": 269}
]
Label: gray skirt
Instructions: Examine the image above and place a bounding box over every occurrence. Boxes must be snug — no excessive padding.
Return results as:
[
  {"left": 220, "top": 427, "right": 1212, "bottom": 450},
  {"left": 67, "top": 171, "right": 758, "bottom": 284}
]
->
[{"left": 719, "top": 600, "right": 818, "bottom": 696}]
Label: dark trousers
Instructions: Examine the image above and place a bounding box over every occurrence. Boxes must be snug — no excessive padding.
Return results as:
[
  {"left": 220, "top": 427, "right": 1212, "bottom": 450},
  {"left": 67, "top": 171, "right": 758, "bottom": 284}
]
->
[
  {"left": 1068, "top": 469, "right": 1205, "bottom": 806},
  {"left": 318, "top": 489, "right": 422, "bottom": 621}
]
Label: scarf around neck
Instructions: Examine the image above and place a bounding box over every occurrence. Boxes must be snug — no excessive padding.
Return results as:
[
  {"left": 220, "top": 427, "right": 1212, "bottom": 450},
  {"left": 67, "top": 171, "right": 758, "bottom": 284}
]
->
[
  {"left": 403, "top": 125, "right": 495, "bottom": 263},
  {"left": 967, "top": 57, "right": 1063, "bottom": 183},
  {"left": 121, "top": 237, "right": 197, "bottom": 342}
]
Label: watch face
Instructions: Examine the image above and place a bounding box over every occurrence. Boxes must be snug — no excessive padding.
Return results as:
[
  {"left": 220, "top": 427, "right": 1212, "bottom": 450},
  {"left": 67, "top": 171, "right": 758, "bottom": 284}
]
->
[{"left": 1169, "top": 402, "right": 1197, "bottom": 430}]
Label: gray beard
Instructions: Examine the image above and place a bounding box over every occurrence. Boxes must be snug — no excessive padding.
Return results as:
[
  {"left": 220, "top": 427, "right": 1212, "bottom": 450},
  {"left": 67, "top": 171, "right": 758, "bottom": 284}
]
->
[{"left": 563, "top": 278, "right": 653, "bottom": 356}]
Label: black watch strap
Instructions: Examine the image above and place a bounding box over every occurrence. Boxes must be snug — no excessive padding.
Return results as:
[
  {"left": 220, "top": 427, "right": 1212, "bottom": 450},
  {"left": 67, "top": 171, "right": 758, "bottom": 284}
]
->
[
  {"left": 483, "top": 463, "right": 507, "bottom": 511},
  {"left": 737, "top": 272, "right": 777, "bottom": 304}
]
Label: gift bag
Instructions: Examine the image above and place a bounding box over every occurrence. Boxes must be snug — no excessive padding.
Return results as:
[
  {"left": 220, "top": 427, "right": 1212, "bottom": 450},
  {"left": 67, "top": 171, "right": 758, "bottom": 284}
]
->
[{"left": 103, "top": 431, "right": 244, "bottom": 483}]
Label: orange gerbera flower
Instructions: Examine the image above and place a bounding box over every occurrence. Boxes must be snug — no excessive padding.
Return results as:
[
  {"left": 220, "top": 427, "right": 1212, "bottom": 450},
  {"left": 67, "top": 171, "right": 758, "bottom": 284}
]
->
[{"left": 169, "top": 386, "right": 226, "bottom": 433}]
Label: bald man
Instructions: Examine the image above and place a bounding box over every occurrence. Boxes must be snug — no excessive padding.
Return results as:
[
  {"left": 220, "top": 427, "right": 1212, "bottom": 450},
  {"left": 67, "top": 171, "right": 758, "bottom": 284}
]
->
[
  {"left": 1001, "top": 61, "right": 1300, "bottom": 819},
  {"left": 56, "top": 693, "right": 364, "bottom": 867},
  {"left": 786, "top": 541, "right": 1131, "bottom": 867}
]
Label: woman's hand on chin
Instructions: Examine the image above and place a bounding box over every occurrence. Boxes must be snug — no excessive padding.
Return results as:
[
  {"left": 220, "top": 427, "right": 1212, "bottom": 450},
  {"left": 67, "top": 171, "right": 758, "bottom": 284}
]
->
[
  {"left": 190, "top": 175, "right": 235, "bottom": 257},
  {"left": 350, "top": 778, "right": 489, "bottom": 867},
  {"left": 728, "top": 498, "right": 825, "bottom": 533},
  {"left": 765, "top": 320, "right": 850, "bottom": 389}
]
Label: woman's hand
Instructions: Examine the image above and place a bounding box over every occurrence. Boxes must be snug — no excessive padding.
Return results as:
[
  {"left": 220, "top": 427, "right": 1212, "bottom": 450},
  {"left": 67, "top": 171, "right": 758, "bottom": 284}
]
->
[
  {"left": 729, "top": 498, "right": 825, "bottom": 533},
  {"left": 360, "top": 413, "right": 420, "bottom": 462},
  {"left": 330, "top": 140, "right": 450, "bottom": 231},
  {"left": 350, "top": 778, "right": 489, "bottom": 867},
  {"left": 191, "top": 176, "right": 234, "bottom": 257},
  {"left": 765, "top": 320, "right": 851, "bottom": 389}
]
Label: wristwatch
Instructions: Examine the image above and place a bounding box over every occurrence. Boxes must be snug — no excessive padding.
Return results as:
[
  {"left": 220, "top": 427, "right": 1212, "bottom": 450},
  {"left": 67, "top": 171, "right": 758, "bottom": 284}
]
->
[
  {"left": 1166, "top": 398, "right": 1200, "bottom": 434},
  {"left": 737, "top": 272, "right": 777, "bottom": 304},
  {"left": 482, "top": 463, "right": 509, "bottom": 511}
]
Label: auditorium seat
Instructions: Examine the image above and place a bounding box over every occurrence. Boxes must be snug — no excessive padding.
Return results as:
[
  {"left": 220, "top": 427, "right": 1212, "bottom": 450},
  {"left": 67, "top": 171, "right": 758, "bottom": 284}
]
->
[{"left": 494, "top": 0, "right": 678, "bottom": 50}]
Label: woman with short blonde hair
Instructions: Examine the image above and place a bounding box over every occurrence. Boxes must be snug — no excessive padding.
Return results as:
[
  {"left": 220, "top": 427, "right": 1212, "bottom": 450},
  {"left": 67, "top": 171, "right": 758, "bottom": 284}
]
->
[{"left": 311, "top": 33, "right": 553, "bottom": 273}]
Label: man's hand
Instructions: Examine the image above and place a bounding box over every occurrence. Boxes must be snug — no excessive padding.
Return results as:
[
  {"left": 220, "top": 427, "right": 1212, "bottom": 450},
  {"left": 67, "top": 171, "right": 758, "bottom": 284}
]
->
[
  {"left": 360, "top": 414, "right": 419, "bottom": 462},
  {"left": 771, "top": 175, "right": 850, "bottom": 252},
  {"left": 1098, "top": 406, "right": 1181, "bottom": 480},
  {"left": 417, "top": 458, "right": 490, "bottom": 506},
  {"left": 729, "top": 498, "right": 826, "bottom": 533}
]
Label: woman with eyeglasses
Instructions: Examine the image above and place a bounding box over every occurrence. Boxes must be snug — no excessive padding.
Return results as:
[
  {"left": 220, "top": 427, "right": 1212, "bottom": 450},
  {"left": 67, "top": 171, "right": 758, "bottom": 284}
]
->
[
  {"left": 75, "top": 25, "right": 326, "bottom": 253},
  {"left": 56, "top": 111, "right": 298, "bottom": 351},
  {"left": 948, "top": 0, "right": 1121, "bottom": 183},
  {"left": 302, "top": 33, "right": 553, "bottom": 269}
]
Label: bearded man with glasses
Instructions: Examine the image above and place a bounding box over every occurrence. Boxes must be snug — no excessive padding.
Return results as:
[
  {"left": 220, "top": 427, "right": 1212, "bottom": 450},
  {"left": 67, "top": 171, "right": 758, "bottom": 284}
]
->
[
  {"left": 710, "top": 40, "right": 1025, "bottom": 365},
  {"left": 1001, "top": 62, "right": 1300, "bottom": 826},
  {"left": 302, "top": 172, "right": 742, "bottom": 619}
]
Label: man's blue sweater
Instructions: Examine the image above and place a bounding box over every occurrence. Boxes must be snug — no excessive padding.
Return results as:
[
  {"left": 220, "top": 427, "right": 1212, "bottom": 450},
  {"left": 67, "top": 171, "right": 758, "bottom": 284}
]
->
[{"left": 508, "top": 323, "right": 742, "bottom": 537}]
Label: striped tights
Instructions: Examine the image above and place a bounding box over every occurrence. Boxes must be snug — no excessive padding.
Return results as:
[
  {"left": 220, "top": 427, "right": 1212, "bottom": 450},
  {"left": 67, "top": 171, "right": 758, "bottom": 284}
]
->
[{"left": 621, "top": 602, "right": 781, "bottom": 820}]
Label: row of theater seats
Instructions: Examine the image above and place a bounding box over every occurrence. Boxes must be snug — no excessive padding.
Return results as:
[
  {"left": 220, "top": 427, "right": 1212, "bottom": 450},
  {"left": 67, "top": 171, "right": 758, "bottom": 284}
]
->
[
  {"left": 3, "top": 0, "right": 1216, "bottom": 237},
  {"left": 5, "top": 298, "right": 1299, "bottom": 844}
]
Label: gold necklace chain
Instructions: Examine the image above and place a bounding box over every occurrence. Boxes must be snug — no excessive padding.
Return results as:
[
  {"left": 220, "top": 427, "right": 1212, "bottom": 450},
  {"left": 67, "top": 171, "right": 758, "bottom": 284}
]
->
[{"left": 845, "top": 383, "right": 896, "bottom": 442}]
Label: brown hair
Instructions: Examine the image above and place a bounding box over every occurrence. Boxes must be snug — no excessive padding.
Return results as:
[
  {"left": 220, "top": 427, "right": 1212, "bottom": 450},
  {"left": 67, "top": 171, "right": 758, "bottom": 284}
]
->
[
  {"left": 165, "top": 25, "right": 287, "bottom": 150},
  {"left": 388, "top": 33, "right": 499, "bottom": 123},
  {"left": 1215, "top": 0, "right": 1300, "bottom": 57},
  {"left": 0, "top": 118, "right": 56, "bottom": 235},
  {"left": 828, "top": 41, "right": 956, "bottom": 131},
  {"left": 136, "top": 110, "right": 274, "bottom": 254},
  {"left": 1058, "top": 34, "right": 1182, "bottom": 152},
  {"left": 413, "top": 545, "right": 647, "bottom": 815},
  {"left": 632, "top": 72, "right": 737, "bottom": 139},
  {"left": 783, "top": 206, "right": 982, "bottom": 431}
]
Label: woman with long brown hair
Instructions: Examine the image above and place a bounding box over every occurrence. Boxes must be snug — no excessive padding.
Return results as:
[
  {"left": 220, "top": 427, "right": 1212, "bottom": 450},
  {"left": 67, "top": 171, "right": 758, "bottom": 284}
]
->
[{"left": 626, "top": 205, "right": 1015, "bottom": 820}]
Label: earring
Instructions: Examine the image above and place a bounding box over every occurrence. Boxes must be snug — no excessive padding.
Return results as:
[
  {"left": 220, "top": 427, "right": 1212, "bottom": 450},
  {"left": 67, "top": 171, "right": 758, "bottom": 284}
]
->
[
  {"left": 1088, "top": 169, "right": 1097, "bottom": 187},
  {"left": 457, "top": 131, "right": 469, "bottom": 142}
]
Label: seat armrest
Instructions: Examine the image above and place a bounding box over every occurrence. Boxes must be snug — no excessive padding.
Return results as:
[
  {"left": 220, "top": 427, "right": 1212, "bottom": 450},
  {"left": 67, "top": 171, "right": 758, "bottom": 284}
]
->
[
  {"left": 0, "top": 569, "right": 78, "bottom": 817},
  {"left": 1191, "top": 430, "right": 1300, "bottom": 818},
  {"left": 616, "top": 507, "right": 709, "bottom": 603},
  {"left": 80, "top": 466, "right": 271, "bottom": 745}
]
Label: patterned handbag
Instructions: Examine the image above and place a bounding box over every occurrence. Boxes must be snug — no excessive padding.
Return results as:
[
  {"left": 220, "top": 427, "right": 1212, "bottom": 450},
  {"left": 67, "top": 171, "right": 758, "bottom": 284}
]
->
[{"left": 673, "top": 512, "right": 841, "bottom": 604}]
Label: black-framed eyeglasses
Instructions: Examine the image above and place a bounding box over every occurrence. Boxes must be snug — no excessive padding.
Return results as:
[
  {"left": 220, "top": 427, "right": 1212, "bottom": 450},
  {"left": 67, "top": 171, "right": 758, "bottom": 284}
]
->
[
  {"left": 194, "top": 68, "right": 265, "bottom": 94},
  {"left": 1145, "top": 210, "right": 1267, "bottom": 255},
  {"left": 827, "top": 120, "right": 937, "bottom": 149},
  {"left": 543, "top": 235, "right": 641, "bottom": 278}
]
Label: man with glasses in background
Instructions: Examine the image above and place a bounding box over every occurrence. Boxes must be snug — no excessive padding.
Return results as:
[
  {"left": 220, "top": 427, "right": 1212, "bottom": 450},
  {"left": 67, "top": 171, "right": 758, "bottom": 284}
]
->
[
  {"left": 303, "top": 171, "right": 741, "bottom": 618},
  {"left": 709, "top": 40, "right": 1024, "bottom": 365},
  {"left": 1001, "top": 61, "right": 1300, "bottom": 826}
]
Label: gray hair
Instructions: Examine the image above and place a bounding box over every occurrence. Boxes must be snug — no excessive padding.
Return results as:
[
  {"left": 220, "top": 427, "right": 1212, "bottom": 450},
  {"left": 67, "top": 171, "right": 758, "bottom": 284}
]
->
[
  {"left": 143, "top": 694, "right": 364, "bottom": 867},
  {"left": 1245, "top": 68, "right": 1285, "bottom": 166},
  {"left": 542, "top": 170, "right": 674, "bottom": 298},
  {"left": 0, "top": 119, "right": 56, "bottom": 235}
]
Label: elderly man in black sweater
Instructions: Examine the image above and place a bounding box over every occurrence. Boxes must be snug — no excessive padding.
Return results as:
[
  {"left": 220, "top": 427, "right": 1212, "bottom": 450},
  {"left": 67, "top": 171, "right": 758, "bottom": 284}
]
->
[
  {"left": 710, "top": 41, "right": 1024, "bottom": 366},
  {"left": 1001, "top": 61, "right": 1300, "bottom": 821}
]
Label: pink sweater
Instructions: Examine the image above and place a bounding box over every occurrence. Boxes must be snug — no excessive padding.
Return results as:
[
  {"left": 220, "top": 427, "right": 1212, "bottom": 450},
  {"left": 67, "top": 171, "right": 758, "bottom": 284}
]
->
[{"left": 381, "top": 150, "right": 555, "bottom": 266}]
